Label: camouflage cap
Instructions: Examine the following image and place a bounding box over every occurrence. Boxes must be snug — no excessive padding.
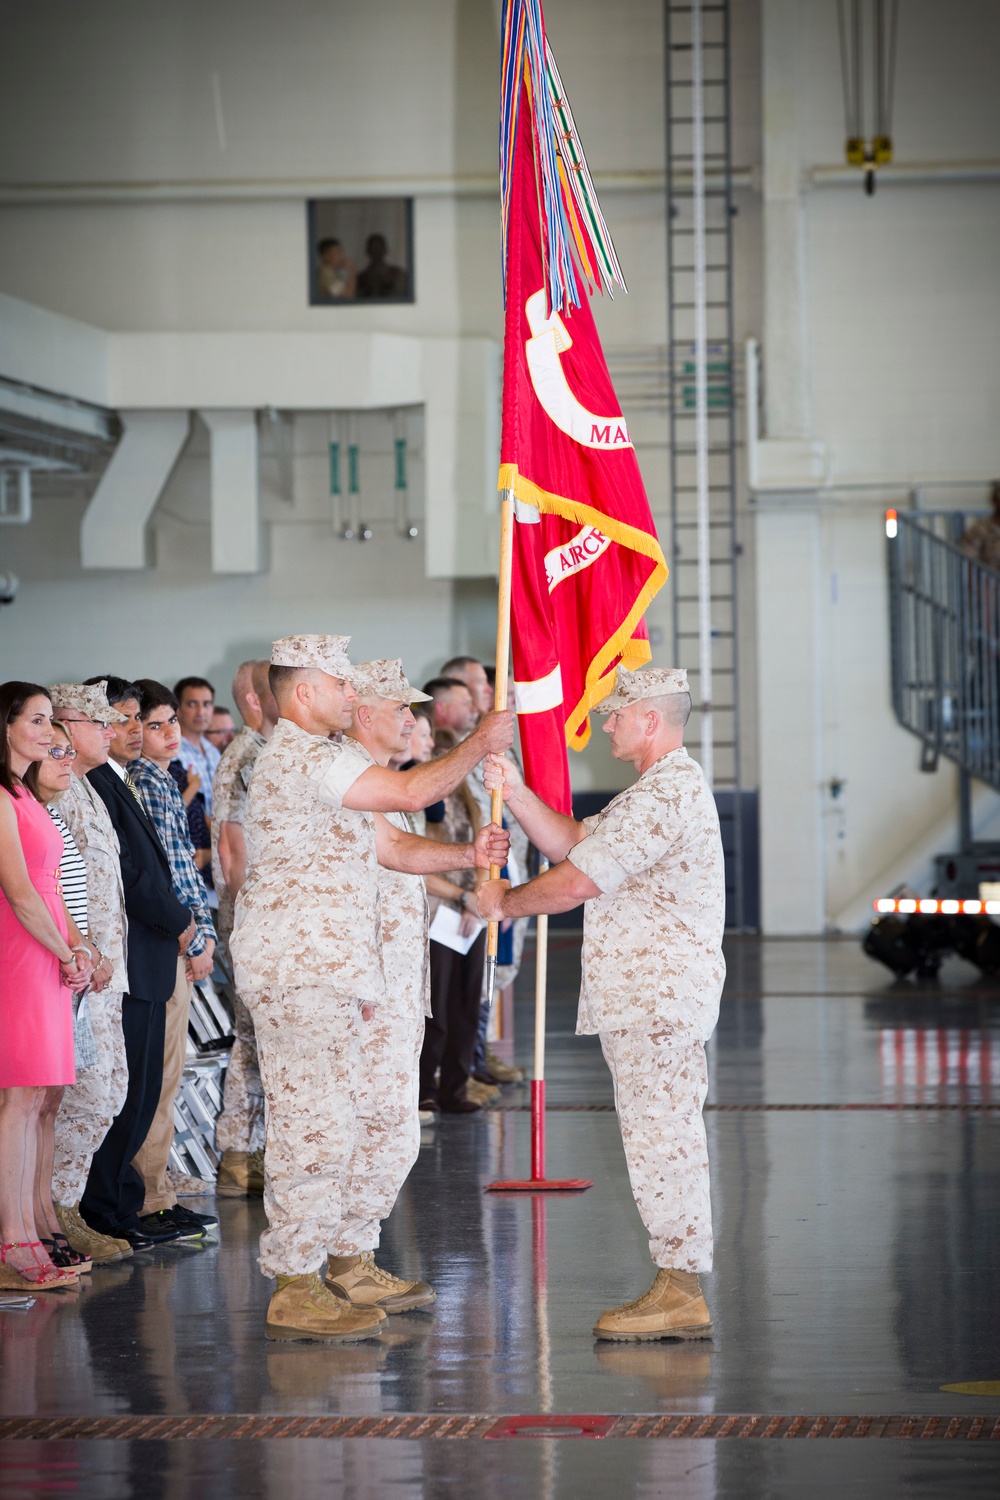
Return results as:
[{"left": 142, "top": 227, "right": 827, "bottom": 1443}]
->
[
  {"left": 595, "top": 665, "right": 690, "bottom": 713},
  {"left": 351, "top": 658, "right": 432, "bottom": 703},
  {"left": 48, "top": 681, "right": 129, "bottom": 724},
  {"left": 270, "top": 634, "right": 353, "bottom": 679}
]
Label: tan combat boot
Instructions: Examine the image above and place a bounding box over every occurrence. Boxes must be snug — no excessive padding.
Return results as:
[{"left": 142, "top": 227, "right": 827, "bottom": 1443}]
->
[
  {"left": 265, "top": 1272, "right": 386, "bottom": 1342},
  {"left": 593, "top": 1269, "right": 713, "bottom": 1342},
  {"left": 56, "top": 1204, "right": 131, "bottom": 1264},
  {"left": 465, "top": 1078, "right": 499, "bottom": 1106},
  {"left": 216, "top": 1150, "right": 264, "bottom": 1198},
  {"left": 325, "top": 1251, "right": 436, "bottom": 1312},
  {"left": 486, "top": 1048, "right": 524, "bottom": 1084}
]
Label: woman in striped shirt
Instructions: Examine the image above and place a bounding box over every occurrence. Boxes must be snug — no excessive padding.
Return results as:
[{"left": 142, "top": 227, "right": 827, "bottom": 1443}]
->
[{"left": 33, "top": 725, "right": 105, "bottom": 1271}]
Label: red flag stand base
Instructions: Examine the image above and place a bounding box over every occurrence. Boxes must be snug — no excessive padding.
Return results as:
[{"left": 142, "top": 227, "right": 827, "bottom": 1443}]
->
[{"left": 485, "top": 1081, "right": 592, "bottom": 1193}]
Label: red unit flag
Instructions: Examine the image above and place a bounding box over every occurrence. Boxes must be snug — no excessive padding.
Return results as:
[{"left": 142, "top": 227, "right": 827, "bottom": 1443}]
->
[{"left": 499, "top": 20, "right": 667, "bottom": 815}]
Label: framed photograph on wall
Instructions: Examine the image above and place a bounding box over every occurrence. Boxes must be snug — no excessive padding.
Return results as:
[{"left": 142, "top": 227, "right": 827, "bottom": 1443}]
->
[{"left": 307, "top": 197, "right": 414, "bottom": 305}]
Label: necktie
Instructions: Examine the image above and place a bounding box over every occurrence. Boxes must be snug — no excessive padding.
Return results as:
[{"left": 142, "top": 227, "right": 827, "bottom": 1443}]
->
[{"left": 123, "top": 770, "right": 145, "bottom": 809}]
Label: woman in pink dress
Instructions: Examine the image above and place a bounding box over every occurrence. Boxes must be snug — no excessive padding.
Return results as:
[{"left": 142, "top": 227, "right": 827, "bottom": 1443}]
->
[{"left": 0, "top": 682, "right": 93, "bottom": 1290}]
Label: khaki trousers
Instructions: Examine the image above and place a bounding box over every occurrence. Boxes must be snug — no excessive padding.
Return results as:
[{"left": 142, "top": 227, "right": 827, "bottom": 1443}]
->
[
  {"left": 133, "top": 959, "right": 190, "bottom": 1215},
  {"left": 52, "top": 988, "right": 128, "bottom": 1206},
  {"left": 600, "top": 1026, "right": 713, "bottom": 1273}
]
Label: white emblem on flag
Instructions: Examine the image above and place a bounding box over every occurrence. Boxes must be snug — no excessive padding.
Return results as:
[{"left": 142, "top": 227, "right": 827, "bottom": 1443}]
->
[
  {"left": 524, "top": 289, "right": 633, "bottom": 451},
  {"left": 544, "top": 525, "right": 611, "bottom": 592},
  {"left": 513, "top": 665, "right": 564, "bottom": 714}
]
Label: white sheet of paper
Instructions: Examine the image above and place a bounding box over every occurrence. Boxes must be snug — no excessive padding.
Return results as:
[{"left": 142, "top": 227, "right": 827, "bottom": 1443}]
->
[{"left": 429, "top": 902, "right": 483, "bottom": 955}]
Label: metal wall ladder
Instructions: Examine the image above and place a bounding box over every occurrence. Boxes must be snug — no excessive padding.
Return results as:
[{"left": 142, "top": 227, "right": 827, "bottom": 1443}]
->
[{"left": 664, "top": 0, "right": 746, "bottom": 926}]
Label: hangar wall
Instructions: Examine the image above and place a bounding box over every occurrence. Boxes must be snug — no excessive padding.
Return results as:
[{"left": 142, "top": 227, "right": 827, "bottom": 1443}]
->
[
  {"left": 0, "top": 0, "right": 759, "bottom": 800},
  {"left": 756, "top": 0, "right": 1000, "bottom": 932},
  {"left": 1, "top": 0, "right": 998, "bottom": 925}
]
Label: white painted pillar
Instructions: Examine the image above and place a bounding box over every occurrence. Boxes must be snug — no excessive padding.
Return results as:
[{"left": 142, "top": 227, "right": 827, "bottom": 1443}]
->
[
  {"left": 81, "top": 409, "right": 190, "bottom": 569},
  {"left": 423, "top": 338, "right": 500, "bottom": 580},
  {"left": 199, "top": 409, "right": 261, "bottom": 575},
  {"left": 756, "top": 505, "right": 825, "bottom": 933}
]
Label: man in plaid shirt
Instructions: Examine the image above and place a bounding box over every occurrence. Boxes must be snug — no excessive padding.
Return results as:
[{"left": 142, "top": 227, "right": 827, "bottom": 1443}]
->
[{"left": 128, "top": 678, "right": 218, "bottom": 1242}]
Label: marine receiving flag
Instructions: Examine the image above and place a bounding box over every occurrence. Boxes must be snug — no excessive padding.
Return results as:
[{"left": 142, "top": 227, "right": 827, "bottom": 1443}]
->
[{"left": 499, "top": 0, "right": 668, "bottom": 814}]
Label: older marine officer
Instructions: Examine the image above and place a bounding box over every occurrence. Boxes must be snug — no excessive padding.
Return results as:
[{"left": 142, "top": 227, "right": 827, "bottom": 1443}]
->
[
  {"left": 47, "top": 682, "right": 132, "bottom": 1266},
  {"left": 480, "top": 666, "right": 724, "bottom": 1342},
  {"left": 230, "top": 634, "right": 512, "bottom": 1343}
]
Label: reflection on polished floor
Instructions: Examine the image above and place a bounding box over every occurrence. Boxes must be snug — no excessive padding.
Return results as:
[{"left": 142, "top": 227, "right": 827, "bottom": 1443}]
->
[{"left": 2, "top": 936, "right": 999, "bottom": 1498}]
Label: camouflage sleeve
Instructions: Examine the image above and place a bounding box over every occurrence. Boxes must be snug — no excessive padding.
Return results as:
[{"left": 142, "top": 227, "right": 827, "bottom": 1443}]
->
[
  {"left": 567, "top": 781, "right": 681, "bottom": 894},
  {"left": 315, "top": 741, "right": 373, "bottom": 810},
  {"left": 213, "top": 760, "right": 245, "bottom": 825}
]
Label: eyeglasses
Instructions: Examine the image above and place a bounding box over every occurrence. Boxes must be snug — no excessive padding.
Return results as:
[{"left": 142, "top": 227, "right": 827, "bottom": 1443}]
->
[
  {"left": 61, "top": 718, "right": 113, "bottom": 731},
  {"left": 48, "top": 745, "right": 78, "bottom": 761}
]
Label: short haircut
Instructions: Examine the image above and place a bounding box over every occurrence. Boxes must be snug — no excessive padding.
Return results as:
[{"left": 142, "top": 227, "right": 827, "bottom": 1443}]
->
[
  {"left": 86, "top": 675, "right": 141, "bottom": 708},
  {"left": 0, "top": 681, "right": 50, "bottom": 797},
  {"left": 212, "top": 705, "right": 234, "bottom": 719},
  {"left": 441, "top": 654, "right": 482, "bottom": 678},
  {"left": 422, "top": 676, "right": 471, "bottom": 700},
  {"left": 317, "top": 237, "right": 340, "bottom": 254},
  {"left": 231, "top": 659, "right": 268, "bottom": 716},
  {"left": 174, "top": 676, "right": 215, "bottom": 700},
  {"left": 268, "top": 663, "right": 312, "bottom": 698},
  {"left": 651, "top": 690, "right": 692, "bottom": 728},
  {"left": 133, "top": 678, "right": 178, "bottom": 720}
]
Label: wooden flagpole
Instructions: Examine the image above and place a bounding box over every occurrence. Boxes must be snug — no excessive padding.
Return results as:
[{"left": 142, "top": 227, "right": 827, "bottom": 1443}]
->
[{"left": 485, "top": 486, "right": 516, "bottom": 1012}]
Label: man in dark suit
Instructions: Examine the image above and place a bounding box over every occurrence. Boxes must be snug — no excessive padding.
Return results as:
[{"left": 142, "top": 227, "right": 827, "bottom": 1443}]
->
[{"left": 81, "top": 677, "right": 194, "bottom": 1248}]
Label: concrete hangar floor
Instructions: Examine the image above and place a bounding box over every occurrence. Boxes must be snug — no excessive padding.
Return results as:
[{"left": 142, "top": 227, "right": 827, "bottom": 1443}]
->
[{"left": 1, "top": 934, "right": 998, "bottom": 1499}]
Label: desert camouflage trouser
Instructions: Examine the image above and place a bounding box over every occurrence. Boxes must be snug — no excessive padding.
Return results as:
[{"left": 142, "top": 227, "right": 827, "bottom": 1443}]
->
[
  {"left": 52, "top": 989, "right": 128, "bottom": 1206},
  {"left": 215, "top": 993, "right": 264, "bottom": 1154},
  {"left": 247, "top": 986, "right": 423, "bottom": 1278},
  {"left": 333, "top": 996, "right": 424, "bottom": 1257},
  {"left": 600, "top": 1025, "right": 713, "bottom": 1274}
]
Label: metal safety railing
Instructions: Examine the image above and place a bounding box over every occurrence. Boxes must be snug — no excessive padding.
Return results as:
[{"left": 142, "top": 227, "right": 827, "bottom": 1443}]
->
[{"left": 888, "top": 509, "right": 1000, "bottom": 794}]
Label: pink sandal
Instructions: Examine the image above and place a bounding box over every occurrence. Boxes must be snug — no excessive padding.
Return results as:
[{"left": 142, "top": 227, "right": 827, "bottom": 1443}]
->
[{"left": 0, "top": 1240, "right": 79, "bottom": 1291}]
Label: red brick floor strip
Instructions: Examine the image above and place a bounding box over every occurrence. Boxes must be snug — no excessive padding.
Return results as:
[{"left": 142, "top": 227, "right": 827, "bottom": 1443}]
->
[{"left": 0, "top": 1413, "right": 998, "bottom": 1441}]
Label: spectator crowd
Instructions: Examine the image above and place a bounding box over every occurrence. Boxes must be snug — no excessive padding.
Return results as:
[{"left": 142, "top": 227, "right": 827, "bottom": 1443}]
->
[{"left": 0, "top": 652, "right": 525, "bottom": 1294}]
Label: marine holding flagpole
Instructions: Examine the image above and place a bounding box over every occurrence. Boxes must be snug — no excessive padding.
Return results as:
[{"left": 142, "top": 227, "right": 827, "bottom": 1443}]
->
[{"left": 479, "top": 666, "right": 725, "bottom": 1341}]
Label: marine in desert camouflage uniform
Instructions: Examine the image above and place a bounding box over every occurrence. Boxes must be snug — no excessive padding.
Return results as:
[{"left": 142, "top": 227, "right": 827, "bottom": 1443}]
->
[
  {"left": 479, "top": 665, "right": 725, "bottom": 1342},
  {"left": 229, "top": 634, "right": 512, "bottom": 1343},
  {"left": 48, "top": 682, "right": 133, "bottom": 1265},
  {"left": 210, "top": 659, "right": 277, "bottom": 1193},
  {"left": 328, "top": 658, "right": 438, "bottom": 1310}
]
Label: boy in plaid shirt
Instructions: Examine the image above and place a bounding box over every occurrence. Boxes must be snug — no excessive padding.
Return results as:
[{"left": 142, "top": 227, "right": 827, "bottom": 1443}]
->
[{"left": 128, "top": 679, "right": 217, "bottom": 1240}]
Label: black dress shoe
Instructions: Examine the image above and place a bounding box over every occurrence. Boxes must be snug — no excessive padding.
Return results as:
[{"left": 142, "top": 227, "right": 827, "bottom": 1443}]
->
[
  {"left": 439, "top": 1097, "right": 482, "bottom": 1115},
  {"left": 114, "top": 1227, "right": 158, "bottom": 1250},
  {"left": 418, "top": 1098, "right": 441, "bottom": 1114},
  {"left": 169, "top": 1203, "right": 218, "bottom": 1230},
  {"left": 134, "top": 1212, "right": 186, "bottom": 1243}
]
